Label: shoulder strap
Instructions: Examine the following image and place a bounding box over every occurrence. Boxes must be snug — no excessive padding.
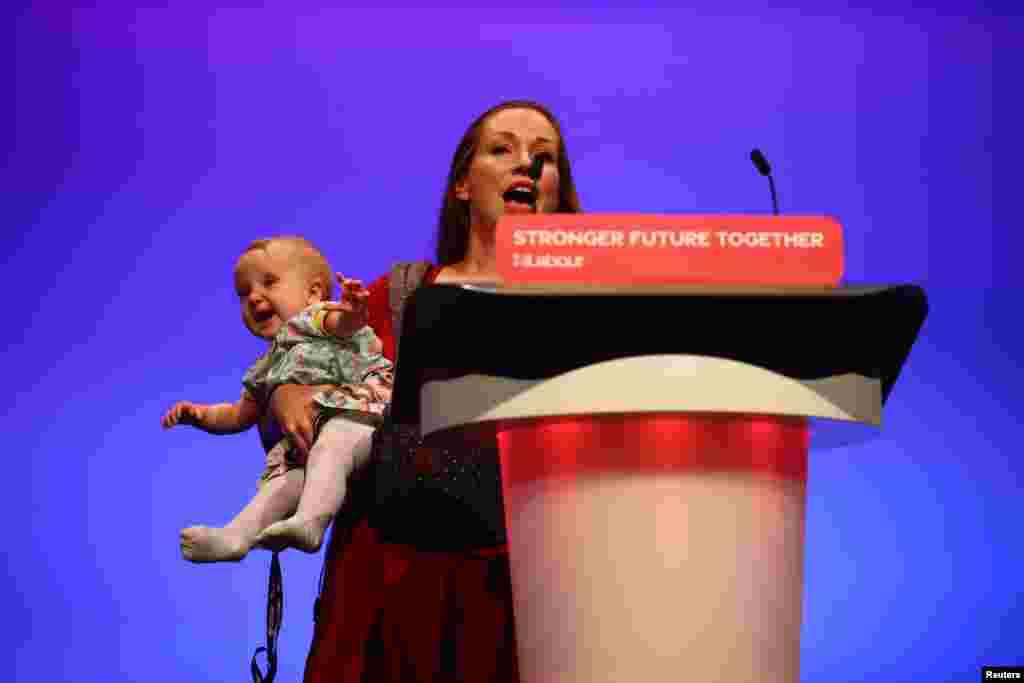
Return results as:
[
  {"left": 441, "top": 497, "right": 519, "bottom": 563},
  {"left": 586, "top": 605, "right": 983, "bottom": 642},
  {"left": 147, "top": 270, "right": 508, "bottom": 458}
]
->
[{"left": 388, "top": 261, "right": 432, "bottom": 363}]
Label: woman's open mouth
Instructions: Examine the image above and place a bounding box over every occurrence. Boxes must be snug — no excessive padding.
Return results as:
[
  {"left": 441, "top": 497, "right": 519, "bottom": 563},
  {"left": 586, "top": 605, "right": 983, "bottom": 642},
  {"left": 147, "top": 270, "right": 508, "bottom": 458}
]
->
[{"left": 502, "top": 186, "right": 536, "bottom": 212}]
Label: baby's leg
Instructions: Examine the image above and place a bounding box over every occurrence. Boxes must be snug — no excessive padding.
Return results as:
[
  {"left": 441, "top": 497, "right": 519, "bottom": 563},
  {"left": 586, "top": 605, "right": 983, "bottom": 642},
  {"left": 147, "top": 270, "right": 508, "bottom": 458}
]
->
[
  {"left": 181, "top": 468, "right": 303, "bottom": 563},
  {"left": 258, "top": 418, "right": 374, "bottom": 553}
]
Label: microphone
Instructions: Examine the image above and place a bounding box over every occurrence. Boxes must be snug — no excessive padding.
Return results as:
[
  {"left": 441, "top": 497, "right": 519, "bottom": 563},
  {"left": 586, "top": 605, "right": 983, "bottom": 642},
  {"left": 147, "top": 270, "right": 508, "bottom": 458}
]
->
[
  {"left": 527, "top": 154, "right": 545, "bottom": 213},
  {"left": 750, "top": 148, "right": 771, "bottom": 175},
  {"left": 750, "top": 148, "right": 779, "bottom": 215},
  {"left": 527, "top": 154, "right": 544, "bottom": 181}
]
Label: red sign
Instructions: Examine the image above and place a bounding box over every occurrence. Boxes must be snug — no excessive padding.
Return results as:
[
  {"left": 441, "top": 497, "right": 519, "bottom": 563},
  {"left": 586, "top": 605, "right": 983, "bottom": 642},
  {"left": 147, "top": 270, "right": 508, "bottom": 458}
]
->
[{"left": 495, "top": 214, "right": 843, "bottom": 286}]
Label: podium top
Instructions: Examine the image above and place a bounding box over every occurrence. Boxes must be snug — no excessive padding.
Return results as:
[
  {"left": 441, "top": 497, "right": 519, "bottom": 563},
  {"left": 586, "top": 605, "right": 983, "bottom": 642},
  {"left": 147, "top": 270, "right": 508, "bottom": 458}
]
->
[
  {"left": 464, "top": 283, "right": 888, "bottom": 296},
  {"left": 389, "top": 284, "right": 928, "bottom": 430}
]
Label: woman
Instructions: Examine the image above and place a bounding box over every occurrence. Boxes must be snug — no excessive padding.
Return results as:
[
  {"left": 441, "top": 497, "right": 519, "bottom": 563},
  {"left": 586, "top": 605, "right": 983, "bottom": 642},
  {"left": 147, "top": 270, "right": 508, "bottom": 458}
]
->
[{"left": 269, "top": 100, "right": 582, "bottom": 682}]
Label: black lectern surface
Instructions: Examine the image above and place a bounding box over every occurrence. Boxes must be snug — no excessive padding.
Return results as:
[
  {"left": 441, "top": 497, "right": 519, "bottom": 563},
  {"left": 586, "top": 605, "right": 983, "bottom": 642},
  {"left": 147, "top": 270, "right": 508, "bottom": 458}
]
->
[
  {"left": 389, "top": 284, "right": 928, "bottom": 426},
  {"left": 368, "top": 284, "right": 927, "bottom": 551}
]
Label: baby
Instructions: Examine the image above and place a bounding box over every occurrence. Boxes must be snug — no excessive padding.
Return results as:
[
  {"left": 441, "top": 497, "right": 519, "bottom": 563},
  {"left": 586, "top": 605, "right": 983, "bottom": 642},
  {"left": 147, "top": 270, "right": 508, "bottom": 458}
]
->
[{"left": 161, "top": 235, "right": 391, "bottom": 563}]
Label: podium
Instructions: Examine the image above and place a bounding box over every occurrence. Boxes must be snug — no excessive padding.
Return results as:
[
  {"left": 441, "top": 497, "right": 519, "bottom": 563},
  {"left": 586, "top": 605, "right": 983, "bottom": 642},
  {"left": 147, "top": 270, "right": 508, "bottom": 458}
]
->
[{"left": 387, "top": 283, "right": 927, "bottom": 683}]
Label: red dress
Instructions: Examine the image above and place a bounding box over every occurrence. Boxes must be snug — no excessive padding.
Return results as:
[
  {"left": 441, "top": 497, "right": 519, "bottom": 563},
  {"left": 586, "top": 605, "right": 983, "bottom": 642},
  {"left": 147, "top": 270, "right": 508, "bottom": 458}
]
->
[{"left": 303, "top": 267, "right": 519, "bottom": 683}]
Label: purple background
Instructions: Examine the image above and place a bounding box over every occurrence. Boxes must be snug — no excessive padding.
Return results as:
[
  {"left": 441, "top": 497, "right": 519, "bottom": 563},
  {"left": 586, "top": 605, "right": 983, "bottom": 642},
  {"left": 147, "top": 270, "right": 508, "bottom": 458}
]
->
[{"left": 9, "top": 4, "right": 1018, "bottom": 681}]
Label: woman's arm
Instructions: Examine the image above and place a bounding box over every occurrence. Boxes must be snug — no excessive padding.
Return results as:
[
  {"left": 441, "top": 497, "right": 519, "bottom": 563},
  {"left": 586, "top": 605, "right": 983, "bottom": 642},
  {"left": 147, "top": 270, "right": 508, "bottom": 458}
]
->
[
  {"left": 268, "top": 273, "right": 394, "bottom": 456},
  {"left": 267, "top": 384, "right": 331, "bottom": 457}
]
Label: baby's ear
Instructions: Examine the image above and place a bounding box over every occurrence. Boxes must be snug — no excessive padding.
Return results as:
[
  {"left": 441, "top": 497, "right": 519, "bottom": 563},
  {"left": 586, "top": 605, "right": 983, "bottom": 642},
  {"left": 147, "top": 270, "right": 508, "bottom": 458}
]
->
[{"left": 308, "top": 279, "right": 326, "bottom": 304}]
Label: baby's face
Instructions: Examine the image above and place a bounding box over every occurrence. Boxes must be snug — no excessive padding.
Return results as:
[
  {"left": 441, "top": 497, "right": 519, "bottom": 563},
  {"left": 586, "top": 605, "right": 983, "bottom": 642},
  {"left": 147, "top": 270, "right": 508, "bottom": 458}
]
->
[{"left": 234, "top": 243, "right": 320, "bottom": 340}]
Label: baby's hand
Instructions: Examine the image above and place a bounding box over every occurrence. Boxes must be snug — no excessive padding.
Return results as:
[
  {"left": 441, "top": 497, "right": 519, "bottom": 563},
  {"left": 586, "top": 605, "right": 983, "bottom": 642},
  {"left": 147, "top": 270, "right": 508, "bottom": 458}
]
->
[
  {"left": 338, "top": 274, "right": 368, "bottom": 308},
  {"left": 161, "top": 401, "right": 207, "bottom": 429},
  {"left": 320, "top": 273, "right": 369, "bottom": 335}
]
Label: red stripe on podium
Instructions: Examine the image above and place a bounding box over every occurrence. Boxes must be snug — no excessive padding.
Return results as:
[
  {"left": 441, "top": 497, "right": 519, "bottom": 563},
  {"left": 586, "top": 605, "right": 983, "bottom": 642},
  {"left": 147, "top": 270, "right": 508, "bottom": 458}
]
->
[{"left": 497, "top": 413, "right": 809, "bottom": 486}]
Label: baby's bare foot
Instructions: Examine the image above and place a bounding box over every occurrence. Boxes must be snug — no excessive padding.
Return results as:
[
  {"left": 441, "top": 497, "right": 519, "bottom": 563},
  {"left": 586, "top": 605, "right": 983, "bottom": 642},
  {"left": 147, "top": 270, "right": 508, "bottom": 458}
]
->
[
  {"left": 180, "top": 526, "right": 249, "bottom": 563},
  {"left": 258, "top": 517, "right": 329, "bottom": 554}
]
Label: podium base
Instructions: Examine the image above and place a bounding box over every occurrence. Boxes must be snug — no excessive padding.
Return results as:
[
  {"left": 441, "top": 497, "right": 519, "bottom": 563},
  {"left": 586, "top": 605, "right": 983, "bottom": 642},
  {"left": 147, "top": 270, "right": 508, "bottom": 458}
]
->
[{"left": 498, "top": 414, "right": 808, "bottom": 683}]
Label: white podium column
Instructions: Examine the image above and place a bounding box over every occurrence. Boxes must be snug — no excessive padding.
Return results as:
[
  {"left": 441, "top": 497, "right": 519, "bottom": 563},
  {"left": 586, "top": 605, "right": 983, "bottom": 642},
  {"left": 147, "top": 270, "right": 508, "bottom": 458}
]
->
[{"left": 498, "top": 414, "right": 808, "bottom": 683}]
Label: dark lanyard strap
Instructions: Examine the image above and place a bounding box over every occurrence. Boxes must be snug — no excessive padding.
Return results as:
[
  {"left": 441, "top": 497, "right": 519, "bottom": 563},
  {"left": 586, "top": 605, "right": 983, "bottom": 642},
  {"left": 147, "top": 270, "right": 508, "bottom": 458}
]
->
[{"left": 251, "top": 551, "right": 283, "bottom": 683}]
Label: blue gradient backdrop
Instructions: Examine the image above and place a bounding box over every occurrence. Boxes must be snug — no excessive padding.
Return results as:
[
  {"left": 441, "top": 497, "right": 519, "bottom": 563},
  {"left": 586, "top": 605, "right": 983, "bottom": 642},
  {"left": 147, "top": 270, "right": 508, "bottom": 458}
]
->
[{"left": 9, "top": 5, "right": 1018, "bottom": 682}]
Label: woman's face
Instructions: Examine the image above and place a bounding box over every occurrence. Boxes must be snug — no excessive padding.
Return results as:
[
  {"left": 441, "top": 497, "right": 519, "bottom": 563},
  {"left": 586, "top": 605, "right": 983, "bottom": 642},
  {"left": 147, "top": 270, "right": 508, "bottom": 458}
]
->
[{"left": 455, "top": 107, "right": 561, "bottom": 231}]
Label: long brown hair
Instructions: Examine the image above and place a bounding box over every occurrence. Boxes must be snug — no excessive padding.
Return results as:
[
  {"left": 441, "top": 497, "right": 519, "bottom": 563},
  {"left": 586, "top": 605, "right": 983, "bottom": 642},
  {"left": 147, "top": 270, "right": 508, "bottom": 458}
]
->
[{"left": 435, "top": 100, "right": 583, "bottom": 266}]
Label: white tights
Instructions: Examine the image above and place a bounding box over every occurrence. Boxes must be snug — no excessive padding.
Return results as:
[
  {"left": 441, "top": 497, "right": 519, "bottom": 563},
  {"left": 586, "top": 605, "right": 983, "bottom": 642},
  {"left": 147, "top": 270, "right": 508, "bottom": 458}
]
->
[{"left": 180, "top": 417, "right": 375, "bottom": 563}]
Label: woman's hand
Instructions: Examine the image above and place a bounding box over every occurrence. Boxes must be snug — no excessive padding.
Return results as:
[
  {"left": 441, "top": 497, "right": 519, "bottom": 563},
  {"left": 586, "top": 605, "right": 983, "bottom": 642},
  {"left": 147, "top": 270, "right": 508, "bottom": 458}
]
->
[{"left": 269, "top": 384, "right": 333, "bottom": 457}]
